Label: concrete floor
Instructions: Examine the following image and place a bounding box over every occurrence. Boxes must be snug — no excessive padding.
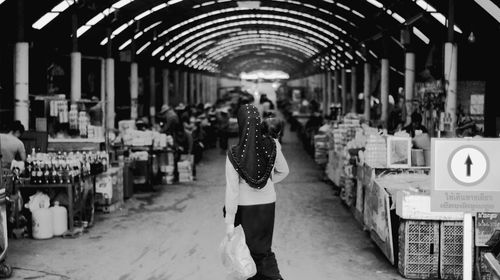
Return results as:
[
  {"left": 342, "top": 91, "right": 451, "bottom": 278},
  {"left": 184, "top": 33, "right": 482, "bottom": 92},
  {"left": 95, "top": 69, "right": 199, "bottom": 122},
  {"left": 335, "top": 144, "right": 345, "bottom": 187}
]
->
[{"left": 7, "top": 125, "right": 405, "bottom": 280}]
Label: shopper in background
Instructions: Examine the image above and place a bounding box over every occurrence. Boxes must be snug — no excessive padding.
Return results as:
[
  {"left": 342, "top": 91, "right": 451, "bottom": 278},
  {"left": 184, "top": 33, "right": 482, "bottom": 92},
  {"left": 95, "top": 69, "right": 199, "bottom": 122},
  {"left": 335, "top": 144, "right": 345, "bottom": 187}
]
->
[
  {"left": 403, "top": 111, "right": 428, "bottom": 138},
  {"left": 172, "top": 121, "right": 193, "bottom": 181},
  {"left": 262, "top": 112, "right": 284, "bottom": 144},
  {"left": 158, "top": 104, "right": 179, "bottom": 135},
  {"left": 0, "top": 121, "right": 26, "bottom": 169},
  {"left": 224, "top": 104, "right": 289, "bottom": 280},
  {"left": 216, "top": 107, "right": 230, "bottom": 154},
  {"left": 387, "top": 95, "right": 404, "bottom": 135}
]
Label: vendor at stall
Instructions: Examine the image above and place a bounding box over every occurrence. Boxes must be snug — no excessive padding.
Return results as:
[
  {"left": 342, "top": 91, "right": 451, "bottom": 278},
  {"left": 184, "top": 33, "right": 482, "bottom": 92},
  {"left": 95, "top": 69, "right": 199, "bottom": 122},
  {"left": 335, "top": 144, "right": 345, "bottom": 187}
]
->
[
  {"left": 403, "top": 112, "right": 428, "bottom": 138},
  {"left": 0, "top": 121, "right": 26, "bottom": 169}
]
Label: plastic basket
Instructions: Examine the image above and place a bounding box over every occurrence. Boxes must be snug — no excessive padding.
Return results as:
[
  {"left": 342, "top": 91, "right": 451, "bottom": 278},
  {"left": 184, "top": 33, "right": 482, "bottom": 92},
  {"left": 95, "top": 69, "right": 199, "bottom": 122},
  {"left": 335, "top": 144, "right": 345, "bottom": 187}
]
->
[
  {"left": 440, "top": 221, "right": 463, "bottom": 280},
  {"left": 398, "top": 220, "right": 440, "bottom": 279}
]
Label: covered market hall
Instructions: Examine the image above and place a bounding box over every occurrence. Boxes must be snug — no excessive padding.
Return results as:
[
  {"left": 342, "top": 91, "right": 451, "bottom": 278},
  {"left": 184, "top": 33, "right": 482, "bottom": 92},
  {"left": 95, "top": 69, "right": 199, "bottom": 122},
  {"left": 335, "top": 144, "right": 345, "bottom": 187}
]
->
[{"left": 1, "top": 0, "right": 500, "bottom": 279}]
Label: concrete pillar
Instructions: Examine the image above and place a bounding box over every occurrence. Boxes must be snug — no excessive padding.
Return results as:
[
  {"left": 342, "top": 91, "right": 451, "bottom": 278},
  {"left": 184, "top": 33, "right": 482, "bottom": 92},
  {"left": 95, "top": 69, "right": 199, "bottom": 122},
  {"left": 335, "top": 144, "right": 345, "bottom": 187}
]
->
[
  {"left": 189, "top": 73, "right": 195, "bottom": 104},
  {"left": 14, "top": 42, "right": 29, "bottom": 129},
  {"left": 201, "top": 76, "right": 205, "bottom": 104},
  {"left": 162, "top": 69, "right": 169, "bottom": 106},
  {"left": 182, "top": 71, "right": 188, "bottom": 104},
  {"left": 130, "top": 62, "right": 138, "bottom": 119},
  {"left": 444, "top": 42, "right": 458, "bottom": 133},
  {"left": 380, "top": 58, "right": 390, "bottom": 123},
  {"left": 326, "top": 71, "right": 332, "bottom": 114},
  {"left": 351, "top": 65, "right": 357, "bottom": 113},
  {"left": 100, "top": 59, "right": 105, "bottom": 107},
  {"left": 322, "top": 73, "right": 327, "bottom": 116},
  {"left": 363, "top": 63, "right": 371, "bottom": 121},
  {"left": 173, "top": 70, "right": 180, "bottom": 105},
  {"left": 196, "top": 73, "right": 202, "bottom": 104},
  {"left": 404, "top": 52, "right": 416, "bottom": 124},
  {"left": 105, "top": 58, "right": 115, "bottom": 129},
  {"left": 341, "top": 68, "right": 347, "bottom": 115},
  {"left": 70, "top": 52, "right": 81, "bottom": 103},
  {"left": 149, "top": 66, "right": 156, "bottom": 121},
  {"left": 333, "top": 70, "right": 340, "bottom": 104}
]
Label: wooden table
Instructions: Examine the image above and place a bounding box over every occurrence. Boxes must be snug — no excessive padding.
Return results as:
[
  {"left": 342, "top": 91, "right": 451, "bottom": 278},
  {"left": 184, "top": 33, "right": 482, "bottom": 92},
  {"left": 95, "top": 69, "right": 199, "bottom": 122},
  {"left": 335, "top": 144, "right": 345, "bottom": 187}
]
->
[{"left": 19, "top": 176, "right": 94, "bottom": 233}]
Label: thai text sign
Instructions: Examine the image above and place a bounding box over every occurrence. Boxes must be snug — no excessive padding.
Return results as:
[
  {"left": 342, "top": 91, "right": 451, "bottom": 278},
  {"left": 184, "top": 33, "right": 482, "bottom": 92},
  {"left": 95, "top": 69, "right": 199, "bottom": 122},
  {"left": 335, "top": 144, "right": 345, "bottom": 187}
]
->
[{"left": 431, "top": 138, "right": 500, "bottom": 213}]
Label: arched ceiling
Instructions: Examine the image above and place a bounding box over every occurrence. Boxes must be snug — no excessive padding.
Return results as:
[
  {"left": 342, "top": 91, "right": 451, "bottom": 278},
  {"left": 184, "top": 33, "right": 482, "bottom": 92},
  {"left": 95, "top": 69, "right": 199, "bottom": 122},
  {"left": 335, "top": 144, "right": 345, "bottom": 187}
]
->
[{"left": 1, "top": 0, "right": 499, "bottom": 78}]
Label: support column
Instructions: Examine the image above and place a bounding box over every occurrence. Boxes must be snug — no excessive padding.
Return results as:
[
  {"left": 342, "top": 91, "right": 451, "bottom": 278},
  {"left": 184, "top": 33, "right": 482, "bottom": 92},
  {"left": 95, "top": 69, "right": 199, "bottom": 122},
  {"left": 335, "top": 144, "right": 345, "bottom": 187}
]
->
[
  {"left": 14, "top": 43, "right": 29, "bottom": 129},
  {"left": 182, "top": 71, "right": 188, "bottom": 104},
  {"left": 351, "top": 65, "right": 357, "bottom": 113},
  {"left": 196, "top": 73, "right": 202, "bottom": 104},
  {"left": 189, "top": 73, "right": 195, "bottom": 104},
  {"left": 202, "top": 76, "right": 208, "bottom": 103},
  {"left": 70, "top": 52, "right": 82, "bottom": 103},
  {"left": 149, "top": 66, "right": 156, "bottom": 122},
  {"left": 381, "top": 58, "right": 390, "bottom": 124},
  {"left": 444, "top": 0, "right": 458, "bottom": 135},
  {"left": 363, "top": 62, "right": 371, "bottom": 121},
  {"left": 404, "top": 52, "right": 416, "bottom": 124},
  {"left": 162, "top": 69, "right": 169, "bottom": 106},
  {"left": 326, "top": 71, "right": 332, "bottom": 114},
  {"left": 333, "top": 70, "right": 340, "bottom": 104},
  {"left": 130, "top": 62, "right": 138, "bottom": 119},
  {"left": 341, "top": 68, "right": 347, "bottom": 115},
  {"left": 173, "top": 70, "right": 180, "bottom": 105},
  {"left": 70, "top": 10, "right": 81, "bottom": 103},
  {"left": 444, "top": 43, "right": 458, "bottom": 133},
  {"left": 322, "top": 73, "right": 327, "bottom": 116},
  {"left": 105, "top": 58, "right": 115, "bottom": 129},
  {"left": 14, "top": 0, "right": 28, "bottom": 128}
]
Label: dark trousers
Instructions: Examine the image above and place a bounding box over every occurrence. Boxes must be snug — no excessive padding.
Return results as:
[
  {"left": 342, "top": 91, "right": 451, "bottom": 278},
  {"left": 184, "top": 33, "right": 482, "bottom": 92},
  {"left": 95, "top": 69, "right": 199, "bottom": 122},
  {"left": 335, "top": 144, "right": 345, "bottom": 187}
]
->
[
  {"left": 234, "top": 203, "right": 283, "bottom": 280},
  {"left": 218, "top": 130, "right": 229, "bottom": 150}
]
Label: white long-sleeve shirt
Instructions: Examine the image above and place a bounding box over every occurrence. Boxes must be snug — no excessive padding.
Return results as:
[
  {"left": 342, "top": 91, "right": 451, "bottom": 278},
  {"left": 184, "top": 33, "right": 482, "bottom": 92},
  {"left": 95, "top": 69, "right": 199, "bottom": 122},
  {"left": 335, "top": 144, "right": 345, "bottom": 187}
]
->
[{"left": 225, "top": 139, "right": 289, "bottom": 225}]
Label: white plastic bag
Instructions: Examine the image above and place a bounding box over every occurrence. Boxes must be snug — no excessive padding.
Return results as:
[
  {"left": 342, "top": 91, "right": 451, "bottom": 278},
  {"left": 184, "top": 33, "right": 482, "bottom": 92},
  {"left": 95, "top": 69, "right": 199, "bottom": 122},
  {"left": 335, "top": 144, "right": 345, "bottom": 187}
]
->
[{"left": 219, "top": 225, "right": 257, "bottom": 280}]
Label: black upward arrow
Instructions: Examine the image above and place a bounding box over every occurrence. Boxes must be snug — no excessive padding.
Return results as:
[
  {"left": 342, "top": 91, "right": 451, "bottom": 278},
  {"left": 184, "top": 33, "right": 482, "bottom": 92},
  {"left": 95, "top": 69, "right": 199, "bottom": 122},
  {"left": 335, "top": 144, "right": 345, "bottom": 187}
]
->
[{"left": 465, "top": 155, "right": 473, "bottom": 177}]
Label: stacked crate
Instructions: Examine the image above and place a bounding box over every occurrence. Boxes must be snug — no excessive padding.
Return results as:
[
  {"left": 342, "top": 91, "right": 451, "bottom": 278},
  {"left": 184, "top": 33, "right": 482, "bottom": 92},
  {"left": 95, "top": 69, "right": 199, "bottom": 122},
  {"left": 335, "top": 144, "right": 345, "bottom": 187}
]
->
[
  {"left": 178, "top": 154, "right": 194, "bottom": 183},
  {"left": 95, "top": 167, "right": 124, "bottom": 213},
  {"left": 398, "top": 220, "right": 440, "bottom": 279},
  {"left": 313, "top": 134, "right": 329, "bottom": 165},
  {"left": 440, "top": 221, "right": 464, "bottom": 280}
]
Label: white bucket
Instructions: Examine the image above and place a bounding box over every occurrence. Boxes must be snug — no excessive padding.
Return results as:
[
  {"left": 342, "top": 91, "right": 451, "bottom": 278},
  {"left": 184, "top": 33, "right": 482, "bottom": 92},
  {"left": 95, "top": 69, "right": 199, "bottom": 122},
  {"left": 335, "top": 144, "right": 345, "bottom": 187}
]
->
[
  {"left": 32, "top": 208, "right": 53, "bottom": 239},
  {"left": 51, "top": 201, "right": 68, "bottom": 236}
]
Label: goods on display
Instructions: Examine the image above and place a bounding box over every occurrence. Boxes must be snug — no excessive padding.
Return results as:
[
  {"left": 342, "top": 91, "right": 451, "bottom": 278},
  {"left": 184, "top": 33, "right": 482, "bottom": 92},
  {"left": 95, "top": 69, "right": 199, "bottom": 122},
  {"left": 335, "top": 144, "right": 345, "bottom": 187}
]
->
[{"left": 22, "top": 150, "right": 108, "bottom": 185}]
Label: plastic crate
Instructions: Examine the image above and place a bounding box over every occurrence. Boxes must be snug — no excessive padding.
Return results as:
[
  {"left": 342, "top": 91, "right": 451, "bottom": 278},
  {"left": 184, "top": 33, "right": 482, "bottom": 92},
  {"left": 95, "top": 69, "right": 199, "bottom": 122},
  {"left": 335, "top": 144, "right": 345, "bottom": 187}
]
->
[
  {"left": 440, "top": 221, "right": 464, "bottom": 280},
  {"left": 398, "top": 220, "right": 440, "bottom": 279}
]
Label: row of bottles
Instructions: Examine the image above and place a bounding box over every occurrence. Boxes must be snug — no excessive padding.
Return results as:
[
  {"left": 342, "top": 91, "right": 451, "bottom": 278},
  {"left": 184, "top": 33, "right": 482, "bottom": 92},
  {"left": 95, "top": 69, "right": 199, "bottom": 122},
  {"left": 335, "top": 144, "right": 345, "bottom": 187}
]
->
[{"left": 24, "top": 149, "right": 109, "bottom": 185}]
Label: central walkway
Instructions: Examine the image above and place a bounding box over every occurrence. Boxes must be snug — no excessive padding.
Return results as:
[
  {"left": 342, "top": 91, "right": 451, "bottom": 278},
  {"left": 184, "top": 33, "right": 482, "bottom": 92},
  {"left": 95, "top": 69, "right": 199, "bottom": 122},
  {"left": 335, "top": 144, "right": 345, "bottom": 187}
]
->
[{"left": 8, "top": 124, "right": 404, "bottom": 280}]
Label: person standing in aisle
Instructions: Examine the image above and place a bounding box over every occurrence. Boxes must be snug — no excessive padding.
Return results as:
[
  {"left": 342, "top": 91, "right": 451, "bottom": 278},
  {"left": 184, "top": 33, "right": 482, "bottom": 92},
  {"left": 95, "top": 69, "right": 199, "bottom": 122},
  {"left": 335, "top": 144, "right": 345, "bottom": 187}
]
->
[
  {"left": 0, "top": 121, "right": 26, "bottom": 169},
  {"left": 224, "top": 104, "right": 289, "bottom": 280},
  {"left": 216, "top": 107, "right": 230, "bottom": 154}
]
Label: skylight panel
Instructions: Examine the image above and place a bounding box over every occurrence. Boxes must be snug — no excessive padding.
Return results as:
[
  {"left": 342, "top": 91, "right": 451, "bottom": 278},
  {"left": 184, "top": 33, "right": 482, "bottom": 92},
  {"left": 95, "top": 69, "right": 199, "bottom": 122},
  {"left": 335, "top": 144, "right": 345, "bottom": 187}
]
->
[
  {"left": 52, "top": 0, "right": 74, "bottom": 12},
  {"left": 119, "top": 39, "right": 133, "bottom": 50},
  {"left": 32, "top": 0, "right": 76, "bottom": 29},
  {"left": 474, "top": 0, "right": 500, "bottom": 23},
  {"left": 336, "top": 2, "right": 350, "bottom": 10},
  {"left": 32, "top": 13, "right": 59, "bottom": 30},
  {"left": 112, "top": 0, "right": 133, "bottom": 9},
  {"left": 137, "top": 42, "right": 151, "bottom": 54},
  {"left": 391, "top": 12, "right": 405, "bottom": 23},
  {"left": 413, "top": 27, "right": 430, "bottom": 44}
]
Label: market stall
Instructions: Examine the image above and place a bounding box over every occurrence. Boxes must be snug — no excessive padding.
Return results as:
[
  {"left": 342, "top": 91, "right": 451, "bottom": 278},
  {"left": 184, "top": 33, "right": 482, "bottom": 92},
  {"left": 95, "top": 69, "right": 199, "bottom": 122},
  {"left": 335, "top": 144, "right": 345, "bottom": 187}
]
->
[{"left": 313, "top": 115, "right": 498, "bottom": 280}]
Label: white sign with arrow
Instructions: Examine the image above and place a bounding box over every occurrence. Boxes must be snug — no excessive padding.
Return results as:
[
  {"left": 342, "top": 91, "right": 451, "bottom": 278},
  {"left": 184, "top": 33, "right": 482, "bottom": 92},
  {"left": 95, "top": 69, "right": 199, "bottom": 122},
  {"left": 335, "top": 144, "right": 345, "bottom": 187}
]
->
[{"left": 448, "top": 146, "right": 488, "bottom": 186}]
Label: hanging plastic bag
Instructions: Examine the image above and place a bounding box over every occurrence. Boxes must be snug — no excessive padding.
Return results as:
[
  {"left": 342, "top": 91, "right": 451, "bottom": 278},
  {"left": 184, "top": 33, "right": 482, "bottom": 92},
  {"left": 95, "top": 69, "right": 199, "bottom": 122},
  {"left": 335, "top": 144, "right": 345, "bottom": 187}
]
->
[
  {"left": 219, "top": 225, "right": 257, "bottom": 280},
  {"left": 24, "top": 191, "right": 51, "bottom": 212}
]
